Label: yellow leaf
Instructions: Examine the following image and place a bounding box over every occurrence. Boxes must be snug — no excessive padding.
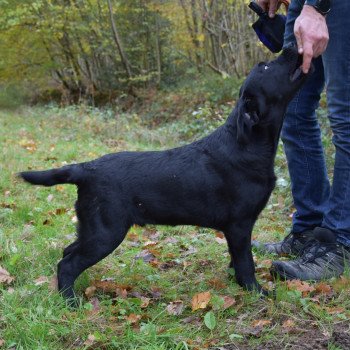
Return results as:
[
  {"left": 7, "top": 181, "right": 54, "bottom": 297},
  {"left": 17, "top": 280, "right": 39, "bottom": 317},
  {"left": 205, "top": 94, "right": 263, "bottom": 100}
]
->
[
  {"left": 191, "top": 291, "right": 211, "bottom": 311},
  {"left": 251, "top": 319, "right": 272, "bottom": 328}
]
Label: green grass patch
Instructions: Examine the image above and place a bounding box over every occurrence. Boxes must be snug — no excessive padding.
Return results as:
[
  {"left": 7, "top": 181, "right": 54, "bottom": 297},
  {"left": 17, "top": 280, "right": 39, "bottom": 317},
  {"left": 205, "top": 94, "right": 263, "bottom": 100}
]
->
[{"left": 0, "top": 105, "right": 348, "bottom": 349}]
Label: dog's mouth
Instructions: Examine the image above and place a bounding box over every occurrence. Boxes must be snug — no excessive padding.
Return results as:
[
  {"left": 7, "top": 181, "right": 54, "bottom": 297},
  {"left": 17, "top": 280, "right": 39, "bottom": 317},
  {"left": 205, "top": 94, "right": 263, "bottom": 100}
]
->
[{"left": 281, "top": 45, "right": 305, "bottom": 83}]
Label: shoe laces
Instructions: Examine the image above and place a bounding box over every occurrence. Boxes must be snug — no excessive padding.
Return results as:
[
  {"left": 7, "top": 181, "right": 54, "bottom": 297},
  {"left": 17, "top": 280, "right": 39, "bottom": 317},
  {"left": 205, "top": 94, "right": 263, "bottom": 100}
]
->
[
  {"left": 280, "top": 232, "right": 301, "bottom": 252},
  {"left": 299, "top": 239, "right": 336, "bottom": 264}
]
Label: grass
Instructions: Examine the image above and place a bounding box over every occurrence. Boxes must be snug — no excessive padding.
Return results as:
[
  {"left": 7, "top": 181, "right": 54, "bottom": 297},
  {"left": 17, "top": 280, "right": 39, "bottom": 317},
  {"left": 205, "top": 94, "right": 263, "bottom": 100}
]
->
[{"left": 0, "top": 104, "right": 349, "bottom": 350}]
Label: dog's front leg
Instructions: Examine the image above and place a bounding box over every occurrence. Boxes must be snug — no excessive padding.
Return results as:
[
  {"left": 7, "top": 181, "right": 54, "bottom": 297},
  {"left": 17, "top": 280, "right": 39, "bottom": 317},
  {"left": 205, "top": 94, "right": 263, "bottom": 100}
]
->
[{"left": 224, "top": 223, "right": 264, "bottom": 294}]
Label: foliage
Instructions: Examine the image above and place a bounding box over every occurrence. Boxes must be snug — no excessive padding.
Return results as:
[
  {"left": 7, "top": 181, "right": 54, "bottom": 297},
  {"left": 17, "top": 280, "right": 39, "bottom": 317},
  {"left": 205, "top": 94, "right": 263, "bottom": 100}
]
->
[{"left": 0, "top": 0, "right": 271, "bottom": 103}]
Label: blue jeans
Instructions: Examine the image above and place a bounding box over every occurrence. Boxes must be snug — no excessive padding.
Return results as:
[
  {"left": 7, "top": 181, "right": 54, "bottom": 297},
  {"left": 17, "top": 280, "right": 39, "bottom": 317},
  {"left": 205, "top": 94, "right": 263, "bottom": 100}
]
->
[{"left": 282, "top": 0, "right": 350, "bottom": 247}]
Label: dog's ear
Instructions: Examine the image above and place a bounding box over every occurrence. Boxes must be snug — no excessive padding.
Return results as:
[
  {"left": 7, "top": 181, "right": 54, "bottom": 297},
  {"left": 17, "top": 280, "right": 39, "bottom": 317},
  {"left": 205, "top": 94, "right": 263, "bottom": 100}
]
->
[{"left": 236, "top": 99, "right": 259, "bottom": 144}]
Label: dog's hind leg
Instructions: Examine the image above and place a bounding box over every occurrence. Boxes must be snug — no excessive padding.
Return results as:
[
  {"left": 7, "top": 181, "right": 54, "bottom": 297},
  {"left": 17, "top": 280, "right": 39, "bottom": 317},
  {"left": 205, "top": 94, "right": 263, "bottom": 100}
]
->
[
  {"left": 57, "top": 222, "right": 129, "bottom": 303},
  {"left": 224, "top": 222, "right": 262, "bottom": 293}
]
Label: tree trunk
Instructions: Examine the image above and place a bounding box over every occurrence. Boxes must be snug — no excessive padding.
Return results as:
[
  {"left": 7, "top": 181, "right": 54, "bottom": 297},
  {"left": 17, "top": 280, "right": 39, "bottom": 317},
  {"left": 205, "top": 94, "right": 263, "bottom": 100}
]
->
[{"left": 107, "top": 0, "right": 132, "bottom": 79}]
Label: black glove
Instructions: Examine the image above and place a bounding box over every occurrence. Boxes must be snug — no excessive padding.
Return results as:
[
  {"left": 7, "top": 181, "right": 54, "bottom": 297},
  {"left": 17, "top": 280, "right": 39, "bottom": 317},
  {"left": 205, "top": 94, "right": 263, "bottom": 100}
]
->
[{"left": 249, "top": 2, "right": 286, "bottom": 53}]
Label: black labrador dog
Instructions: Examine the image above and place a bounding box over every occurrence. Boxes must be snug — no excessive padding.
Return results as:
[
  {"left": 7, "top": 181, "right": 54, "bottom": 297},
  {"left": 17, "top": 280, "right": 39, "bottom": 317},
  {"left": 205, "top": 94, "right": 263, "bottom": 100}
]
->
[{"left": 20, "top": 46, "right": 310, "bottom": 302}]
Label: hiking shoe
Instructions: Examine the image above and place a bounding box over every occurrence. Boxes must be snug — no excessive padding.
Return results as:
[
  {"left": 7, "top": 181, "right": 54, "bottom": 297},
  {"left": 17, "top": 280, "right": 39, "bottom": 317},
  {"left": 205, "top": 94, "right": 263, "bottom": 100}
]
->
[
  {"left": 270, "top": 227, "right": 350, "bottom": 281},
  {"left": 252, "top": 229, "right": 314, "bottom": 256}
]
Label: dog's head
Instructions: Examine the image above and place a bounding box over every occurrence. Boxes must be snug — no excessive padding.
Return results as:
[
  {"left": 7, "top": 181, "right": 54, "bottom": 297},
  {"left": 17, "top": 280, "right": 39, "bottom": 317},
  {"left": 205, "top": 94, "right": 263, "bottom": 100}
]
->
[{"left": 236, "top": 45, "right": 312, "bottom": 144}]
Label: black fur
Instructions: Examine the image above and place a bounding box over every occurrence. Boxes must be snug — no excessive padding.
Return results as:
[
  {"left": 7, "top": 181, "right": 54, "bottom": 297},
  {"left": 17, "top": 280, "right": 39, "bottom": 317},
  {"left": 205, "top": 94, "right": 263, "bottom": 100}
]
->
[{"left": 19, "top": 46, "right": 310, "bottom": 302}]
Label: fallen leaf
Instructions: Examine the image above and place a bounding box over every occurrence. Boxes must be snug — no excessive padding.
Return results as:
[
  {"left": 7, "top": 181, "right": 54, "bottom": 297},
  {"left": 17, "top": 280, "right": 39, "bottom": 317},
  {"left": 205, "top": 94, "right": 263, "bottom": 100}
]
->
[
  {"left": 135, "top": 249, "right": 156, "bottom": 262},
  {"left": 85, "top": 286, "right": 97, "bottom": 299},
  {"left": 183, "top": 261, "right": 192, "bottom": 268},
  {"left": 256, "top": 259, "right": 272, "bottom": 270},
  {"left": 208, "top": 278, "right": 227, "bottom": 290},
  {"left": 222, "top": 296, "right": 236, "bottom": 310},
  {"left": 163, "top": 237, "right": 178, "bottom": 244},
  {"left": 315, "top": 282, "right": 333, "bottom": 295},
  {"left": 143, "top": 240, "right": 158, "bottom": 247},
  {"left": 19, "top": 139, "right": 37, "bottom": 152},
  {"left": 150, "top": 286, "right": 162, "bottom": 299},
  {"left": 148, "top": 247, "right": 162, "bottom": 257},
  {"left": 215, "top": 231, "right": 225, "bottom": 239},
  {"left": 127, "top": 232, "right": 139, "bottom": 242},
  {"left": 126, "top": 313, "right": 142, "bottom": 324},
  {"left": 166, "top": 300, "right": 184, "bottom": 315},
  {"left": 181, "top": 315, "right": 201, "bottom": 324},
  {"left": 182, "top": 246, "right": 197, "bottom": 256},
  {"left": 0, "top": 266, "right": 15, "bottom": 285},
  {"left": 251, "top": 319, "right": 272, "bottom": 328},
  {"left": 0, "top": 202, "right": 16, "bottom": 209},
  {"left": 192, "top": 291, "right": 211, "bottom": 311},
  {"left": 83, "top": 334, "right": 96, "bottom": 347},
  {"left": 282, "top": 319, "right": 295, "bottom": 329},
  {"left": 286, "top": 280, "right": 315, "bottom": 297},
  {"left": 89, "top": 297, "right": 100, "bottom": 314},
  {"left": 140, "top": 297, "right": 150, "bottom": 308},
  {"left": 199, "top": 259, "right": 212, "bottom": 267},
  {"left": 93, "top": 280, "right": 132, "bottom": 295},
  {"left": 324, "top": 306, "right": 345, "bottom": 314},
  {"left": 149, "top": 259, "right": 161, "bottom": 268},
  {"left": 115, "top": 288, "right": 128, "bottom": 299},
  {"left": 245, "top": 319, "right": 272, "bottom": 337}
]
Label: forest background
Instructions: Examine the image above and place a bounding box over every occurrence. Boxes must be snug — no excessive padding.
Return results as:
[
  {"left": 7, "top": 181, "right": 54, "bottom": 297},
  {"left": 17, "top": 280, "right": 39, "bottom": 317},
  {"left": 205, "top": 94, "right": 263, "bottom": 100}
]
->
[
  {"left": 0, "top": 0, "right": 270, "bottom": 107},
  {"left": 2, "top": 1, "right": 349, "bottom": 350}
]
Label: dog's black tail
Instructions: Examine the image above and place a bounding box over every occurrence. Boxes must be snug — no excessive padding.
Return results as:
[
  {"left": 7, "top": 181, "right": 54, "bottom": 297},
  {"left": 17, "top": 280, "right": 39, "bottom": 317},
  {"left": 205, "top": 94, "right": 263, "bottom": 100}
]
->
[{"left": 19, "top": 164, "right": 83, "bottom": 187}]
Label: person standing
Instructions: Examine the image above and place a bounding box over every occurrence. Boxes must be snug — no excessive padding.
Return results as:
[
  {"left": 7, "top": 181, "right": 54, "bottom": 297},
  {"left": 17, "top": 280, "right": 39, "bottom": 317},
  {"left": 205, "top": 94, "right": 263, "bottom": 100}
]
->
[{"left": 253, "top": 0, "right": 350, "bottom": 280}]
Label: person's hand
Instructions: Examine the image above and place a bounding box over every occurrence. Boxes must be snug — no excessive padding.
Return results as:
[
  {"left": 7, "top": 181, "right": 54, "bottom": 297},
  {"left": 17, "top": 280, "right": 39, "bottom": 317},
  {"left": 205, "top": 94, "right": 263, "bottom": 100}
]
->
[
  {"left": 294, "top": 5, "right": 329, "bottom": 73},
  {"left": 256, "top": 0, "right": 280, "bottom": 18}
]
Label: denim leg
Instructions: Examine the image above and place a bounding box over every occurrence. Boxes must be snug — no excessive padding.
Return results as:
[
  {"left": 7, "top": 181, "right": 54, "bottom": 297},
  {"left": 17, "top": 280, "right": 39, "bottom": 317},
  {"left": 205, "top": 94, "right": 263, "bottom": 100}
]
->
[
  {"left": 322, "top": 1, "right": 350, "bottom": 247},
  {"left": 281, "top": 58, "right": 329, "bottom": 233},
  {"left": 281, "top": 0, "right": 329, "bottom": 233}
]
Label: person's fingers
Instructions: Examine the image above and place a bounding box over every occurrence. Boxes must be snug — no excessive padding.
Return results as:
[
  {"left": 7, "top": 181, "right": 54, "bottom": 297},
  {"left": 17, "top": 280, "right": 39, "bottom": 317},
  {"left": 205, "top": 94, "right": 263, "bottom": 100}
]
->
[
  {"left": 294, "top": 26, "right": 304, "bottom": 55},
  {"left": 268, "top": 0, "right": 279, "bottom": 18},
  {"left": 257, "top": 0, "right": 268, "bottom": 12},
  {"left": 302, "top": 43, "right": 313, "bottom": 73}
]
